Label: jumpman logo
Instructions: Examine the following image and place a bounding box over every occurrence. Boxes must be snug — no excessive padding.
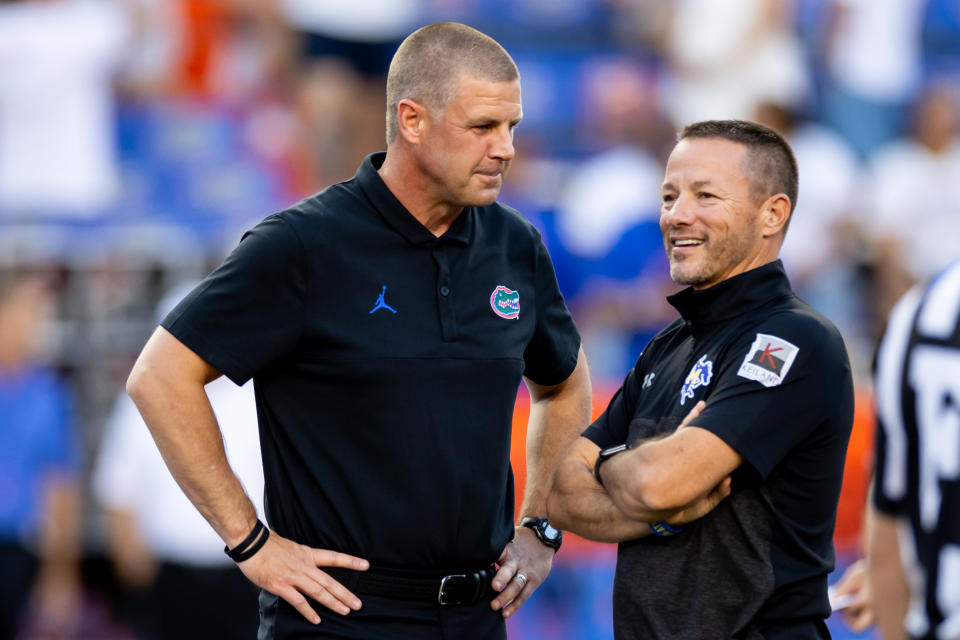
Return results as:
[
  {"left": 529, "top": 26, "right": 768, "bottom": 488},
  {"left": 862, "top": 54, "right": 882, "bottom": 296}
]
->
[{"left": 369, "top": 285, "right": 397, "bottom": 315}]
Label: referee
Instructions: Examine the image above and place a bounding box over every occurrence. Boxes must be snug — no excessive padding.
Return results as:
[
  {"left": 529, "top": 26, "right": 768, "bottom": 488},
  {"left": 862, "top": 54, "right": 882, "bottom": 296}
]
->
[
  {"left": 126, "top": 22, "right": 590, "bottom": 639},
  {"left": 870, "top": 257, "right": 960, "bottom": 640}
]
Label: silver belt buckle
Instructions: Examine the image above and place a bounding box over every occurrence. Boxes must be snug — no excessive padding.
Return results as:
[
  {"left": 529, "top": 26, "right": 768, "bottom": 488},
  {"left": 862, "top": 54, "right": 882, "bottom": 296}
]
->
[{"left": 437, "top": 573, "right": 468, "bottom": 606}]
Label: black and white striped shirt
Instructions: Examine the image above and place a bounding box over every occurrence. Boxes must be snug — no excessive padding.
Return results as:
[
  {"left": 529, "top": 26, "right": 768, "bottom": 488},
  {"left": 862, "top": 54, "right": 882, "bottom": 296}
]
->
[{"left": 874, "top": 258, "right": 960, "bottom": 640}]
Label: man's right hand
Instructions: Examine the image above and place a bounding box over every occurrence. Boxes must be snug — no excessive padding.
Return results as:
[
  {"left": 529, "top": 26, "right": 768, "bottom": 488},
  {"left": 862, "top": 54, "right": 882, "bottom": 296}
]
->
[
  {"left": 236, "top": 531, "right": 369, "bottom": 624},
  {"left": 666, "top": 475, "right": 732, "bottom": 527}
]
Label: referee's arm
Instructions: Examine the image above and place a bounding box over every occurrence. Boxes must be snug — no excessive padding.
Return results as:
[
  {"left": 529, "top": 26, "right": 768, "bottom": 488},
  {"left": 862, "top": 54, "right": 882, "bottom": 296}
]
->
[
  {"left": 126, "top": 327, "right": 369, "bottom": 625},
  {"left": 867, "top": 504, "right": 909, "bottom": 640}
]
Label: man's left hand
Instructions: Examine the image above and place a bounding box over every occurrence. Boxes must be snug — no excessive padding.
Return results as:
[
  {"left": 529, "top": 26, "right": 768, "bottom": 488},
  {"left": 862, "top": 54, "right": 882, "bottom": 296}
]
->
[{"left": 490, "top": 525, "right": 554, "bottom": 618}]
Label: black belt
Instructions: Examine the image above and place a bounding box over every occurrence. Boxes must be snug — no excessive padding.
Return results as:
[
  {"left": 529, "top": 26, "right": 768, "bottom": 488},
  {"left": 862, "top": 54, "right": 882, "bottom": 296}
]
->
[{"left": 326, "top": 565, "right": 497, "bottom": 606}]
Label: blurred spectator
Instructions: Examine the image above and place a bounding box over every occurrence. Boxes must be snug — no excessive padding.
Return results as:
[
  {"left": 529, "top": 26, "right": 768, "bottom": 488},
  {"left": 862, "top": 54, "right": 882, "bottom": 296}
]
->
[
  {"left": 0, "top": 0, "right": 129, "bottom": 218},
  {"left": 558, "top": 59, "right": 665, "bottom": 260},
  {"left": 116, "top": 0, "right": 182, "bottom": 98},
  {"left": 863, "top": 83, "right": 960, "bottom": 331},
  {"left": 92, "top": 282, "right": 264, "bottom": 640},
  {"left": 753, "top": 102, "right": 871, "bottom": 374},
  {"left": 0, "top": 269, "right": 83, "bottom": 638},
  {"left": 922, "top": 0, "right": 960, "bottom": 77},
  {"left": 661, "top": 0, "right": 809, "bottom": 127},
  {"left": 553, "top": 59, "right": 676, "bottom": 380},
  {"left": 822, "top": 0, "right": 927, "bottom": 158},
  {"left": 277, "top": 0, "right": 425, "bottom": 189}
]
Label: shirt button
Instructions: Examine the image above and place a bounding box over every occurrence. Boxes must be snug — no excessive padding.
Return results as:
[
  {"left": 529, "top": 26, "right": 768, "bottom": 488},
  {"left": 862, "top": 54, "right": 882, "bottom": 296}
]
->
[{"left": 439, "top": 286, "right": 450, "bottom": 297}]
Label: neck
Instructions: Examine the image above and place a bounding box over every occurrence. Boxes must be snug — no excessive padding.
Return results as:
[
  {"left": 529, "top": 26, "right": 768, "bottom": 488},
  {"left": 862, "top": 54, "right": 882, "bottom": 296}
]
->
[{"left": 378, "top": 147, "right": 463, "bottom": 237}]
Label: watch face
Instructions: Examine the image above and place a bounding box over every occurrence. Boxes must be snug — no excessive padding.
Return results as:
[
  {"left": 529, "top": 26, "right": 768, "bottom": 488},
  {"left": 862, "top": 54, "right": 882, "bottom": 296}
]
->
[{"left": 543, "top": 523, "right": 559, "bottom": 540}]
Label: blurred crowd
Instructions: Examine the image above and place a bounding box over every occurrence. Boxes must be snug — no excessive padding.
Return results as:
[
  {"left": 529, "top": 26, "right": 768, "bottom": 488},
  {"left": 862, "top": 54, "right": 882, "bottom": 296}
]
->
[{"left": 2, "top": 0, "right": 960, "bottom": 637}]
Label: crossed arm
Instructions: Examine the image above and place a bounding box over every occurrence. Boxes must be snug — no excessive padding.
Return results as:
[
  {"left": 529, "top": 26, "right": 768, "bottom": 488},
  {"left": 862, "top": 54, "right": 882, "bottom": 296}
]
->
[
  {"left": 546, "top": 401, "right": 738, "bottom": 542},
  {"left": 126, "top": 327, "right": 369, "bottom": 625}
]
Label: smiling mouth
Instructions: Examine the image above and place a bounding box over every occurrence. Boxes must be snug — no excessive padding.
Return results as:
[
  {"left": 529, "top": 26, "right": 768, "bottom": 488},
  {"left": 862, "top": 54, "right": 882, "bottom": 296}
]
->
[{"left": 672, "top": 238, "right": 704, "bottom": 248}]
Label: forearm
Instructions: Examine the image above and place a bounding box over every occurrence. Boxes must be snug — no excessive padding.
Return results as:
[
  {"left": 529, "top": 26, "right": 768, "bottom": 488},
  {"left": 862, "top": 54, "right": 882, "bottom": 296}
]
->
[
  {"left": 546, "top": 453, "right": 651, "bottom": 543},
  {"left": 868, "top": 509, "right": 909, "bottom": 640},
  {"left": 37, "top": 478, "right": 82, "bottom": 586},
  {"left": 128, "top": 362, "right": 257, "bottom": 548},
  {"left": 600, "top": 447, "right": 680, "bottom": 520},
  {"left": 104, "top": 508, "right": 157, "bottom": 587},
  {"left": 600, "top": 423, "right": 740, "bottom": 520},
  {"left": 520, "top": 348, "right": 591, "bottom": 518}
]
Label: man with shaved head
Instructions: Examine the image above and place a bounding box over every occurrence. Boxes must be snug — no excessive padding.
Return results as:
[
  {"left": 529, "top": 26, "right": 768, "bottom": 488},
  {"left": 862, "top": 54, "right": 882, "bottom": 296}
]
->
[
  {"left": 126, "top": 22, "right": 590, "bottom": 639},
  {"left": 548, "top": 120, "right": 855, "bottom": 639}
]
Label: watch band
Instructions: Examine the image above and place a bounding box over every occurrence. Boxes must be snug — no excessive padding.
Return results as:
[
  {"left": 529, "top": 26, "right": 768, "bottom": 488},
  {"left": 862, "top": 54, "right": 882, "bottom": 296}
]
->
[
  {"left": 519, "top": 517, "right": 562, "bottom": 552},
  {"left": 593, "top": 443, "right": 628, "bottom": 488}
]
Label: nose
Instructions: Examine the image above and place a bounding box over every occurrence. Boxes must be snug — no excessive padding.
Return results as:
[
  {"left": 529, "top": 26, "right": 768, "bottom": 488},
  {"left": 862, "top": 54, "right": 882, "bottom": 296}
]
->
[
  {"left": 662, "top": 193, "right": 695, "bottom": 228},
  {"left": 490, "top": 125, "right": 515, "bottom": 162}
]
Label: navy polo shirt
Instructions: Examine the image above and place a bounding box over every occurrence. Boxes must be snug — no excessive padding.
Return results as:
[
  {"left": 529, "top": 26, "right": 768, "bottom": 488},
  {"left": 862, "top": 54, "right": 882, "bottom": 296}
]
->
[
  {"left": 584, "top": 261, "right": 854, "bottom": 640},
  {"left": 162, "top": 153, "right": 580, "bottom": 570}
]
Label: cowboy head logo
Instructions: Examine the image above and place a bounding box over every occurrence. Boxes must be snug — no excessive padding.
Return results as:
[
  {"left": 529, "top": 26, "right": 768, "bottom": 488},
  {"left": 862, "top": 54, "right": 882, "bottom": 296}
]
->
[{"left": 680, "top": 354, "right": 713, "bottom": 405}]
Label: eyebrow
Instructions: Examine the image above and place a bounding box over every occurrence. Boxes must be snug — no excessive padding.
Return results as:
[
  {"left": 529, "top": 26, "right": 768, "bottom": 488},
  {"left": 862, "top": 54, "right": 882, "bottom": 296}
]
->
[
  {"left": 661, "top": 179, "right": 714, "bottom": 192},
  {"left": 469, "top": 116, "right": 523, "bottom": 127}
]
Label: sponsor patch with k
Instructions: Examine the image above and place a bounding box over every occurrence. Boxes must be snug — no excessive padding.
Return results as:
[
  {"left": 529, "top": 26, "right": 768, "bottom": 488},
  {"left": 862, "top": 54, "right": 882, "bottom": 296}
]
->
[{"left": 737, "top": 333, "right": 799, "bottom": 387}]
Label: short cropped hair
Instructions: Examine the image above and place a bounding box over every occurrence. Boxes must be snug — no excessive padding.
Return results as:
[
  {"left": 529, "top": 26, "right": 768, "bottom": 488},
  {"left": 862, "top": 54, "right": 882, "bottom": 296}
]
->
[
  {"left": 385, "top": 22, "right": 519, "bottom": 143},
  {"left": 678, "top": 120, "right": 799, "bottom": 230}
]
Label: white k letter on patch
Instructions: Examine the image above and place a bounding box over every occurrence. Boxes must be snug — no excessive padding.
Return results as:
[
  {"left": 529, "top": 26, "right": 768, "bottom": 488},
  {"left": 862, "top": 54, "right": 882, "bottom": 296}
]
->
[{"left": 737, "top": 333, "right": 799, "bottom": 388}]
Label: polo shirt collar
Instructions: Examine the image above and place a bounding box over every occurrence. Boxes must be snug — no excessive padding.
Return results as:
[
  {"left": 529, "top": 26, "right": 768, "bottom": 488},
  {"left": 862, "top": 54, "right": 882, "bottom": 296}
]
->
[
  {"left": 355, "top": 152, "right": 474, "bottom": 246},
  {"left": 666, "top": 260, "right": 793, "bottom": 326}
]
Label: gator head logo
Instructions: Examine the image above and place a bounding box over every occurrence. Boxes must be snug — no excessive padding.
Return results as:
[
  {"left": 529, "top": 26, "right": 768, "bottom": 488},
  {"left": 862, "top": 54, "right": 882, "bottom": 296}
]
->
[
  {"left": 679, "top": 354, "right": 713, "bottom": 405},
  {"left": 490, "top": 285, "right": 520, "bottom": 320}
]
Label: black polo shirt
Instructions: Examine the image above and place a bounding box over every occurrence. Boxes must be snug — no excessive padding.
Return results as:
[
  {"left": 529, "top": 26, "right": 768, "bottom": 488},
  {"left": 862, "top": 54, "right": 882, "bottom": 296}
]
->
[
  {"left": 162, "top": 153, "right": 580, "bottom": 570},
  {"left": 584, "top": 261, "right": 854, "bottom": 640}
]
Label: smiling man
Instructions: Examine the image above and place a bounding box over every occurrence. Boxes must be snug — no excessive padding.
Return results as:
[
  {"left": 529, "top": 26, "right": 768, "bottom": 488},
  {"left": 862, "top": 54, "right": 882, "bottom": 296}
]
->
[
  {"left": 126, "top": 22, "right": 590, "bottom": 640},
  {"left": 547, "top": 120, "right": 855, "bottom": 639}
]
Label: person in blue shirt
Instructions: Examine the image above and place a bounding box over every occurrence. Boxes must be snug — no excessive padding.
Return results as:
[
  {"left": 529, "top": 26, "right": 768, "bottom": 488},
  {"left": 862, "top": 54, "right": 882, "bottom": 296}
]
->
[{"left": 0, "top": 269, "right": 82, "bottom": 638}]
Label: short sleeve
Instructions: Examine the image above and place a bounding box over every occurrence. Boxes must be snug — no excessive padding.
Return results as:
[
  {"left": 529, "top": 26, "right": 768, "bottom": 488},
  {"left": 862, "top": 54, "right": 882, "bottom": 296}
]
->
[
  {"left": 161, "top": 214, "right": 307, "bottom": 385},
  {"left": 872, "top": 417, "right": 906, "bottom": 515},
  {"left": 582, "top": 366, "right": 643, "bottom": 450},
  {"left": 692, "top": 320, "right": 853, "bottom": 479},
  {"left": 522, "top": 234, "right": 581, "bottom": 385},
  {"left": 869, "top": 284, "right": 922, "bottom": 515}
]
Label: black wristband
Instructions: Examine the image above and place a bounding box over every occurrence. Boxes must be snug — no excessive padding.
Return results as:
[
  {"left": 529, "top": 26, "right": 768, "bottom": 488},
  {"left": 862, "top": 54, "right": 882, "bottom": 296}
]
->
[
  {"left": 594, "top": 443, "right": 628, "bottom": 488},
  {"left": 224, "top": 519, "right": 270, "bottom": 563}
]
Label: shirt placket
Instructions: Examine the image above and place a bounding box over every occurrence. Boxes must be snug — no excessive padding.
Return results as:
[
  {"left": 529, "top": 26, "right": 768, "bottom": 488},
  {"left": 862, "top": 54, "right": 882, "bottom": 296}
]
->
[{"left": 432, "top": 241, "right": 457, "bottom": 341}]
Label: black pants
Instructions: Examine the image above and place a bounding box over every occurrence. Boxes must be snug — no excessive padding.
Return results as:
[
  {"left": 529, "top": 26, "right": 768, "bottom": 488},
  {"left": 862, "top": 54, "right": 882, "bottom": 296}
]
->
[
  {"left": 0, "top": 544, "right": 36, "bottom": 640},
  {"left": 257, "top": 590, "right": 507, "bottom": 640}
]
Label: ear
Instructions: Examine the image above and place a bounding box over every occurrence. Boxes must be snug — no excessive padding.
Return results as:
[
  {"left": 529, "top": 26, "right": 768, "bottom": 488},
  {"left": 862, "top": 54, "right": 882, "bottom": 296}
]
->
[
  {"left": 396, "top": 98, "right": 428, "bottom": 145},
  {"left": 759, "top": 193, "right": 791, "bottom": 240}
]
